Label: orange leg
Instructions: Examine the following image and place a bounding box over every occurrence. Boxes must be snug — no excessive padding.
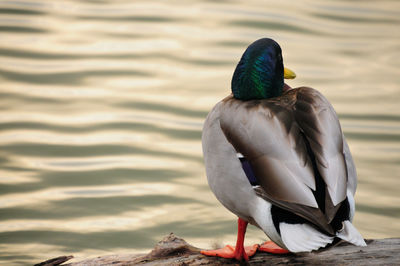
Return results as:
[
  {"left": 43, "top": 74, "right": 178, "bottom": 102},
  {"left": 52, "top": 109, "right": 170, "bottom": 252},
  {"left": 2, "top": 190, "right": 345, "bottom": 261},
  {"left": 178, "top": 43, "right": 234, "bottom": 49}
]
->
[
  {"left": 201, "top": 218, "right": 258, "bottom": 261},
  {"left": 259, "top": 240, "right": 289, "bottom": 254}
]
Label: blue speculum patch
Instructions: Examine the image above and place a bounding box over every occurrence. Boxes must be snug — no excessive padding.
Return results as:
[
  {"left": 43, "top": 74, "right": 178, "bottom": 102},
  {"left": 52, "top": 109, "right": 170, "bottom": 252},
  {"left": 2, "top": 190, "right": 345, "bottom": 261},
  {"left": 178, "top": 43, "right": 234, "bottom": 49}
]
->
[{"left": 239, "top": 157, "right": 258, "bottom": 186}]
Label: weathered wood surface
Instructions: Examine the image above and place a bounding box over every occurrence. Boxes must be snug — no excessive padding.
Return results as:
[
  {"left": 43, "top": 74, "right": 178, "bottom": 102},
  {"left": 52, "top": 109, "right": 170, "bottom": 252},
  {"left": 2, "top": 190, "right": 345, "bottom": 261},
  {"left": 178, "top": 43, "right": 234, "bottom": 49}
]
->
[{"left": 37, "top": 233, "right": 400, "bottom": 266}]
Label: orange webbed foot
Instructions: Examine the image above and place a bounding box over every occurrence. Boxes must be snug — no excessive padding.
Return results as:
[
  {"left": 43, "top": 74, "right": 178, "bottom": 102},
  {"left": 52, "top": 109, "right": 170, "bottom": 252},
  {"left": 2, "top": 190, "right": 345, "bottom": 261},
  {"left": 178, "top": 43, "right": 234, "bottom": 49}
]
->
[
  {"left": 201, "top": 244, "right": 258, "bottom": 261},
  {"left": 259, "top": 241, "right": 290, "bottom": 254}
]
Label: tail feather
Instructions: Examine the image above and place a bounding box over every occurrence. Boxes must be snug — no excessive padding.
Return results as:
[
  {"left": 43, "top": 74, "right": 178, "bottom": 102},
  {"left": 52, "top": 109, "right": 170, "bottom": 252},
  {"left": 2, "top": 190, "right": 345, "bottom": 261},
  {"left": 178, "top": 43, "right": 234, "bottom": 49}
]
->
[
  {"left": 280, "top": 223, "right": 334, "bottom": 252},
  {"left": 280, "top": 220, "right": 366, "bottom": 253},
  {"left": 336, "top": 220, "right": 366, "bottom": 247}
]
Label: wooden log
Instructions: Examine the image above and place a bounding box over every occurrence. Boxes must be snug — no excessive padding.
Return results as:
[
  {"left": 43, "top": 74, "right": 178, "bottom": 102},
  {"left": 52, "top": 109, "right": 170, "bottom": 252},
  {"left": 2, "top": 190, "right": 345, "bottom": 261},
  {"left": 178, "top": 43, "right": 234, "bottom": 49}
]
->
[
  {"left": 34, "top": 255, "right": 74, "bottom": 266},
  {"left": 37, "top": 233, "right": 400, "bottom": 265}
]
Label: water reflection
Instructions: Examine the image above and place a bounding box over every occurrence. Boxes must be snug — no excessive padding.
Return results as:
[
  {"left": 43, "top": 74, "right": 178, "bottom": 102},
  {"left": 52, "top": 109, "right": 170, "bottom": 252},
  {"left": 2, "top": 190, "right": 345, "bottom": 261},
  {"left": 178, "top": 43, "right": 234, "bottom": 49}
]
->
[{"left": 0, "top": 0, "right": 399, "bottom": 265}]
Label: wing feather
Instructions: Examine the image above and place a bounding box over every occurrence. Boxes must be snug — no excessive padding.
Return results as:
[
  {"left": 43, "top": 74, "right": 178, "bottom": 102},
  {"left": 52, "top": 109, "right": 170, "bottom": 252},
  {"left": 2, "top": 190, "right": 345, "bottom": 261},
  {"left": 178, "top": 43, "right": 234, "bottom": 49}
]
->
[
  {"left": 343, "top": 136, "right": 357, "bottom": 196},
  {"left": 219, "top": 87, "right": 349, "bottom": 234},
  {"left": 294, "top": 88, "right": 347, "bottom": 221}
]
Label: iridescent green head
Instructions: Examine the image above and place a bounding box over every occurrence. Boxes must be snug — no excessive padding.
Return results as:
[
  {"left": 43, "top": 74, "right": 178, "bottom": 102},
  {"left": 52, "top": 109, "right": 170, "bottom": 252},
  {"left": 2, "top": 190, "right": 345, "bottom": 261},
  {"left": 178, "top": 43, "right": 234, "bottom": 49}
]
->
[{"left": 231, "top": 38, "right": 296, "bottom": 100}]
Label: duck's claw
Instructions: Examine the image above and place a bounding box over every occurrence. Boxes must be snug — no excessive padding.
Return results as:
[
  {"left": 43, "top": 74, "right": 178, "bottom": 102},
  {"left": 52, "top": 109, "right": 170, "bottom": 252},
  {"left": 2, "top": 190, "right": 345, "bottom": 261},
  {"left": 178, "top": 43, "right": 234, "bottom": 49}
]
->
[
  {"left": 259, "top": 241, "right": 290, "bottom": 254},
  {"left": 201, "top": 244, "right": 258, "bottom": 261}
]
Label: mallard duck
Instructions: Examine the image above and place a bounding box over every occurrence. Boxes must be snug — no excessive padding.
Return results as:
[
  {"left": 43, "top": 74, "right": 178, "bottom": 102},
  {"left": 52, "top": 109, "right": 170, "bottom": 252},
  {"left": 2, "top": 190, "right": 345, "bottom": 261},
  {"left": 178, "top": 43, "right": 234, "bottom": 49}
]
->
[{"left": 201, "top": 38, "right": 366, "bottom": 261}]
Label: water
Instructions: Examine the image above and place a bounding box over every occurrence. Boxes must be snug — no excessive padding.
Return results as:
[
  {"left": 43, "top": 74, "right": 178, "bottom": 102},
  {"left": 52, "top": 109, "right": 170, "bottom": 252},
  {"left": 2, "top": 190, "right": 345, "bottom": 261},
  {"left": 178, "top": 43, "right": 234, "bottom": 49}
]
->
[{"left": 0, "top": 0, "right": 399, "bottom": 265}]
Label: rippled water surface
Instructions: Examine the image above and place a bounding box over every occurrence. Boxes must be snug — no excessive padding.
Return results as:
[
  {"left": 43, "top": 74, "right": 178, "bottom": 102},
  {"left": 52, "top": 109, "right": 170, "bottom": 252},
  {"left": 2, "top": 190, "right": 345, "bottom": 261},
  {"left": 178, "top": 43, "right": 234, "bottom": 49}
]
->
[{"left": 1, "top": 0, "right": 400, "bottom": 265}]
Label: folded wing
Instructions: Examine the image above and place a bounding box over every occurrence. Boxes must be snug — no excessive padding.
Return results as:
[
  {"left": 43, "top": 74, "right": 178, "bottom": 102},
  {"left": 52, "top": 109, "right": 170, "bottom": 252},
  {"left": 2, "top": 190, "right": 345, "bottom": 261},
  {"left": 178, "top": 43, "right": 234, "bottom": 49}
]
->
[{"left": 219, "top": 87, "right": 348, "bottom": 235}]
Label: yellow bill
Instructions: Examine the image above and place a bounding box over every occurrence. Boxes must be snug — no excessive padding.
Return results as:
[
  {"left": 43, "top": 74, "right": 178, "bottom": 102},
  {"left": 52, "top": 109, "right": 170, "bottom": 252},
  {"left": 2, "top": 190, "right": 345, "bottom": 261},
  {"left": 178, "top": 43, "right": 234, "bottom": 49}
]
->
[{"left": 284, "top": 67, "right": 296, "bottom": 79}]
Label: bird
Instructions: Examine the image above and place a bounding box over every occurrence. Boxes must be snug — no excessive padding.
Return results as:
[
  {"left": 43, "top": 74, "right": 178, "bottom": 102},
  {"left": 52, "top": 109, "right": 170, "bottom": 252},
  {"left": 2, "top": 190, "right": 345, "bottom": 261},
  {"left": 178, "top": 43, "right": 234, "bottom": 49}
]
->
[{"left": 201, "top": 38, "right": 366, "bottom": 261}]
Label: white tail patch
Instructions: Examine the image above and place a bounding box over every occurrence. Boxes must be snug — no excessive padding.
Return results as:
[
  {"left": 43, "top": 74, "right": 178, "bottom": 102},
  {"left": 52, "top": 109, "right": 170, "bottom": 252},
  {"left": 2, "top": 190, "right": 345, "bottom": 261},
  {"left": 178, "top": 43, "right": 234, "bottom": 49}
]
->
[
  {"left": 280, "top": 223, "right": 334, "bottom": 252},
  {"left": 336, "top": 220, "right": 367, "bottom": 247}
]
